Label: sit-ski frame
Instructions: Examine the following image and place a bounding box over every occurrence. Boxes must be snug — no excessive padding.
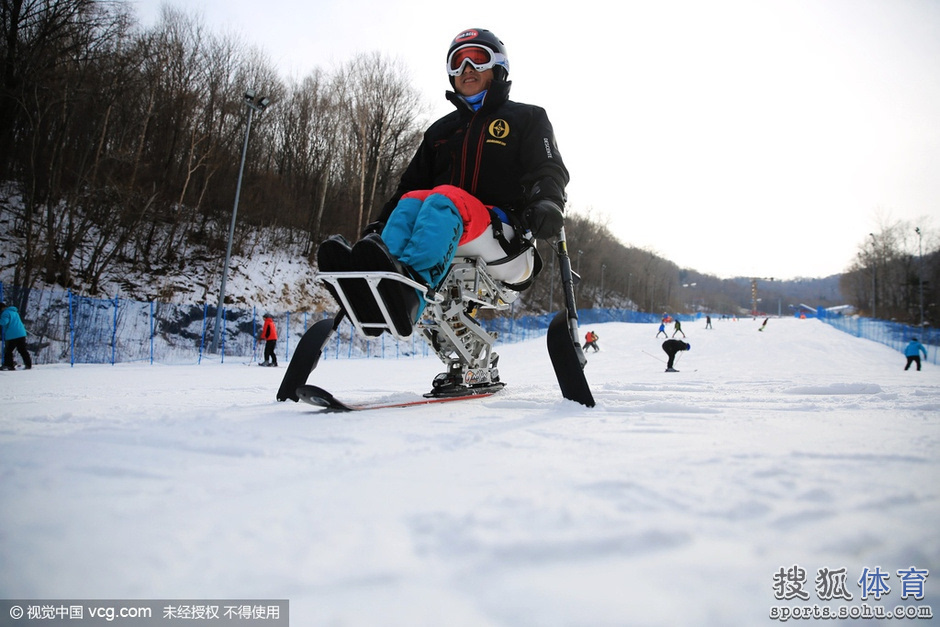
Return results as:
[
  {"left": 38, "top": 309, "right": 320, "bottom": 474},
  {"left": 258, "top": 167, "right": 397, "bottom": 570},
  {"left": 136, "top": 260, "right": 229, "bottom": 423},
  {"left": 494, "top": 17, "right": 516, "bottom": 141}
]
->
[
  {"left": 317, "top": 257, "right": 519, "bottom": 390},
  {"left": 281, "top": 229, "right": 593, "bottom": 406}
]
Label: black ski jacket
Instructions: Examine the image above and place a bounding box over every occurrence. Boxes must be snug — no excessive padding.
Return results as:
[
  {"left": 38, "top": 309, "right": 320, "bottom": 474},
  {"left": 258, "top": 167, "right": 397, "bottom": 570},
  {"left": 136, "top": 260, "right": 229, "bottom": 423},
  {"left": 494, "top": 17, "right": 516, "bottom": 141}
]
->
[
  {"left": 376, "top": 79, "right": 569, "bottom": 227},
  {"left": 662, "top": 340, "right": 689, "bottom": 355}
]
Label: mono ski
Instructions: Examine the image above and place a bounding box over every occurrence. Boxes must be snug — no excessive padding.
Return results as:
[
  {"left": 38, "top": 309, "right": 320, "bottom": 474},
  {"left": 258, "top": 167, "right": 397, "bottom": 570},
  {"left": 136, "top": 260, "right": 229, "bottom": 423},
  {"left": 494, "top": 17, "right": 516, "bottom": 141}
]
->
[{"left": 296, "top": 383, "right": 504, "bottom": 412}]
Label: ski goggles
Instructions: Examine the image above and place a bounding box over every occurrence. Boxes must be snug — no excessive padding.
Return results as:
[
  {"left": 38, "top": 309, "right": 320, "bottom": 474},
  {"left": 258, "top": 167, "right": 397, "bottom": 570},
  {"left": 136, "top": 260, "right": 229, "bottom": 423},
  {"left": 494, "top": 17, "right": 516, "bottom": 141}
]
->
[{"left": 446, "top": 44, "right": 507, "bottom": 76}]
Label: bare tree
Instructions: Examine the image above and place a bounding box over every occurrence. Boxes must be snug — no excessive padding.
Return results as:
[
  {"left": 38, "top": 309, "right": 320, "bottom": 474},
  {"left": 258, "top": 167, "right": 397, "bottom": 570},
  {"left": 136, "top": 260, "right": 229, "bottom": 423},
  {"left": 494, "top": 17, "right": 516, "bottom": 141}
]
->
[
  {"left": 842, "top": 217, "right": 939, "bottom": 323},
  {"left": 272, "top": 69, "right": 344, "bottom": 253},
  {"left": 340, "top": 52, "right": 424, "bottom": 235}
]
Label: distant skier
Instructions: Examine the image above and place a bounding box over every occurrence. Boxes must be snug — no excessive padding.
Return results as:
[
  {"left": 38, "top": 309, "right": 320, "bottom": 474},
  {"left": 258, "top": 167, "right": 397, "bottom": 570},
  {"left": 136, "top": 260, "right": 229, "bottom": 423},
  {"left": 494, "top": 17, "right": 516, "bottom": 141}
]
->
[
  {"left": 656, "top": 321, "right": 668, "bottom": 338},
  {"left": 259, "top": 313, "right": 278, "bottom": 367},
  {"left": 672, "top": 319, "right": 686, "bottom": 338},
  {"left": 661, "top": 339, "right": 690, "bottom": 372},
  {"left": 0, "top": 302, "right": 31, "bottom": 370},
  {"left": 583, "top": 330, "right": 600, "bottom": 352},
  {"left": 705, "top": 315, "right": 712, "bottom": 329},
  {"left": 903, "top": 337, "right": 928, "bottom": 371},
  {"left": 759, "top": 317, "right": 769, "bottom": 332}
]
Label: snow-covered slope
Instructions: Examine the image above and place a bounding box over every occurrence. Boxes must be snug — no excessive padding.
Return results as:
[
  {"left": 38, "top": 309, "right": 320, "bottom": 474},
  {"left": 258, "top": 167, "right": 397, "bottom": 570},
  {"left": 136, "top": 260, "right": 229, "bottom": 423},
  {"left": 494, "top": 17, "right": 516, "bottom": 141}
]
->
[
  {"left": 0, "top": 191, "right": 330, "bottom": 312},
  {"left": 1, "top": 317, "right": 937, "bottom": 626}
]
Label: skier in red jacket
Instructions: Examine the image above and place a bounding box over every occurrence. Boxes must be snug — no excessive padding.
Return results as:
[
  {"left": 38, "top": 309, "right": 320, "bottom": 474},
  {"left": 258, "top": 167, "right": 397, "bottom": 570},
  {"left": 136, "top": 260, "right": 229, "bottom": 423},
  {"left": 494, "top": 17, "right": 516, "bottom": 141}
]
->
[{"left": 259, "top": 314, "right": 278, "bottom": 367}]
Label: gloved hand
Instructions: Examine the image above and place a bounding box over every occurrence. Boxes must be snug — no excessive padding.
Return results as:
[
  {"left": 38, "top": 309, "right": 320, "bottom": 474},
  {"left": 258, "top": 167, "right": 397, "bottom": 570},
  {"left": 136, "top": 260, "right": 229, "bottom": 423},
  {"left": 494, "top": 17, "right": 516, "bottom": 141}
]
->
[
  {"left": 361, "top": 221, "right": 385, "bottom": 238},
  {"left": 524, "top": 200, "right": 564, "bottom": 239}
]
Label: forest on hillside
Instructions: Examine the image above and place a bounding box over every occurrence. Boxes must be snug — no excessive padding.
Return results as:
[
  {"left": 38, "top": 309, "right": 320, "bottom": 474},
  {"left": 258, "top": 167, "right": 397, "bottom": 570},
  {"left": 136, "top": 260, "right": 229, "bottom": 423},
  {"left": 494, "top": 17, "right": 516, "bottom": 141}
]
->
[{"left": 1, "top": 0, "right": 937, "bottom": 323}]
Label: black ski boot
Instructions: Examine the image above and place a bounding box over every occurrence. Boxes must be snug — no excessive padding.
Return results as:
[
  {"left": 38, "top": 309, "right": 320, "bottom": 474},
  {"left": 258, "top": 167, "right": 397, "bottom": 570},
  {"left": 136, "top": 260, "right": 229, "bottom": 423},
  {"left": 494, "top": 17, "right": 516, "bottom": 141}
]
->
[
  {"left": 316, "top": 234, "right": 383, "bottom": 337},
  {"left": 316, "top": 234, "right": 353, "bottom": 272},
  {"left": 351, "top": 234, "right": 421, "bottom": 337}
]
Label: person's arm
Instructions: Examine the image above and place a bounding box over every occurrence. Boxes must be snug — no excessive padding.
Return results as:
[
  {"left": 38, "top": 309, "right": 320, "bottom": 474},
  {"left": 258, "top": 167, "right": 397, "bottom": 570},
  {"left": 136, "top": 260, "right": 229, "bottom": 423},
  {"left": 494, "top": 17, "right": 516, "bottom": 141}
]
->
[{"left": 518, "top": 106, "right": 569, "bottom": 239}]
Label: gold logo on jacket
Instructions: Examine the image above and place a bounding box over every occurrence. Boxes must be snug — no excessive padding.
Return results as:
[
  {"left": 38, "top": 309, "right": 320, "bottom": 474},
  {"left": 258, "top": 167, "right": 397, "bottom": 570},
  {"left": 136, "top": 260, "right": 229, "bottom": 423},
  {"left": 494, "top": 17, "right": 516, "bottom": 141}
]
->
[{"left": 487, "top": 119, "right": 509, "bottom": 146}]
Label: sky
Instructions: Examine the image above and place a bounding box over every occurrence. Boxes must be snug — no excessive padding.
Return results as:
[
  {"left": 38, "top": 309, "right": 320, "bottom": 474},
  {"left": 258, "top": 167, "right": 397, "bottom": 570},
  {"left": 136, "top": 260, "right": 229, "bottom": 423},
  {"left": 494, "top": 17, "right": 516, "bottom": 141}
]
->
[
  {"left": 2, "top": 317, "right": 937, "bottom": 625},
  {"left": 130, "top": 0, "right": 940, "bottom": 280}
]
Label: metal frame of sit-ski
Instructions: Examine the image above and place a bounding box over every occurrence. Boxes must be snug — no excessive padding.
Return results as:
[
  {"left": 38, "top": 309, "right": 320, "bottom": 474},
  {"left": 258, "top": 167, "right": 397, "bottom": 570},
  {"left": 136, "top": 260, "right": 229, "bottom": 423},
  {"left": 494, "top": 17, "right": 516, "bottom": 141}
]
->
[{"left": 317, "top": 256, "right": 519, "bottom": 391}]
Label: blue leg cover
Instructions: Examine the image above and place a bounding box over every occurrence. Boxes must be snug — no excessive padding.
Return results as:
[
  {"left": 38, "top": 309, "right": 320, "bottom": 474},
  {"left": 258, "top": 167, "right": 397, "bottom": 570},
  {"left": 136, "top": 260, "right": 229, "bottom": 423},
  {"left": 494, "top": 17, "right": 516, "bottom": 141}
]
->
[
  {"left": 381, "top": 196, "right": 422, "bottom": 260},
  {"left": 398, "top": 193, "right": 463, "bottom": 287},
  {"left": 380, "top": 192, "right": 465, "bottom": 321}
]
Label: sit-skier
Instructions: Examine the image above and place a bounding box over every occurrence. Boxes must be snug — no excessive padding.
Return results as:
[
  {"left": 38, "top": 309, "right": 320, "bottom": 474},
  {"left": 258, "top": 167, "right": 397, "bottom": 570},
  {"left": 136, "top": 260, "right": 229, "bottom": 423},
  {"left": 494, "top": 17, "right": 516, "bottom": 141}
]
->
[{"left": 317, "top": 28, "right": 568, "bottom": 351}]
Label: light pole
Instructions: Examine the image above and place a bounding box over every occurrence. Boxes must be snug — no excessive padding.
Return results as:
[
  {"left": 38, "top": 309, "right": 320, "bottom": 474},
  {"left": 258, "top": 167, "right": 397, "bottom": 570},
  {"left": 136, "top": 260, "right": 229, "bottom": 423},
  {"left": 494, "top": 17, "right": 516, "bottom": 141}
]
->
[
  {"left": 683, "top": 282, "right": 697, "bottom": 314},
  {"left": 627, "top": 272, "right": 632, "bottom": 309},
  {"left": 869, "top": 233, "right": 877, "bottom": 319},
  {"left": 211, "top": 89, "right": 270, "bottom": 354},
  {"left": 916, "top": 227, "right": 924, "bottom": 327}
]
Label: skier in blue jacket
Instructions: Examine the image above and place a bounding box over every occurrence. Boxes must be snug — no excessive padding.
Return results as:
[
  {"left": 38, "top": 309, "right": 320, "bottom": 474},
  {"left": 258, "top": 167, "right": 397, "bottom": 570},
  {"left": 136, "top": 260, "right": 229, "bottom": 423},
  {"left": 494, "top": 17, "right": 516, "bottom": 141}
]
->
[
  {"left": 0, "top": 302, "right": 31, "bottom": 370},
  {"left": 318, "top": 27, "right": 568, "bottom": 337},
  {"left": 903, "top": 337, "right": 928, "bottom": 371}
]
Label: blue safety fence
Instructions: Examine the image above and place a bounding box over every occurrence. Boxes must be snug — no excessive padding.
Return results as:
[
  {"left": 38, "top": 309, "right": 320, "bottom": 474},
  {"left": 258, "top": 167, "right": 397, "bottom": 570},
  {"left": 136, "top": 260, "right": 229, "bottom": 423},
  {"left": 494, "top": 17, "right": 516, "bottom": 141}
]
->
[
  {"left": 0, "top": 282, "right": 690, "bottom": 366},
  {"left": 816, "top": 307, "right": 938, "bottom": 365}
]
